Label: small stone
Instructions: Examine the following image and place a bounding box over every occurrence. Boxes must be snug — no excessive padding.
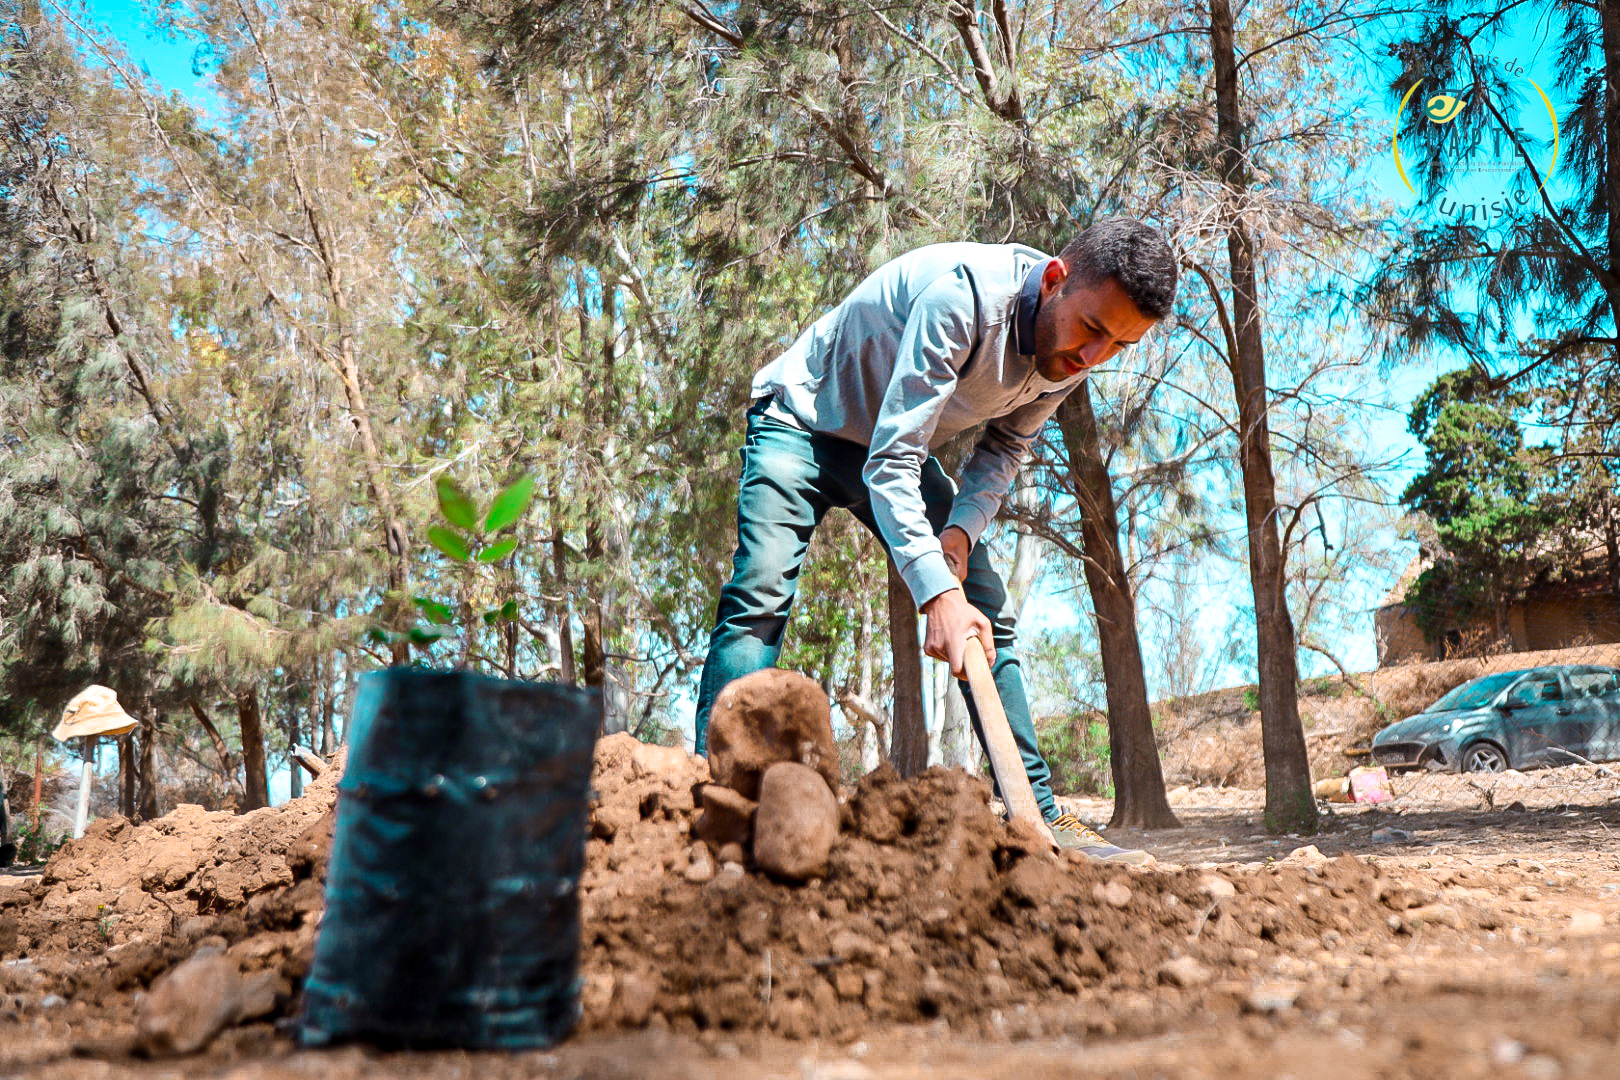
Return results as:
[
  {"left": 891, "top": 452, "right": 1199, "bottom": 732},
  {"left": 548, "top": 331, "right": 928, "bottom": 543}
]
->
[
  {"left": 754, "top": 762, "right": 839, "bottom": 883},
  {"left": 683, "top": 845, "right": 716, "bottom": 884},
  {"left": 1199, "top": 875, "right": 1237, "bottom": 900},
  {"left": 717, "top": 842, "right": 746, "bottom": 866},
  {"left": 799, "top": 1062, "right": 874, "bottom": 1080},
  {"left": 1404, "top": 904, "right": 1461, "bottom": 929},
  {"left": 1370, "top": 827, "right": 1412, "bottom": 844},
  {"left": 616, "top": 972, "right": 659, "bottom": 1027},
  {"left": 1505, "top": 801, "right": 1528, "bottom": 813},
  {"left": 1092, "top": 879, "right": 1133, "bottom": 908},
  {"left": 1244, "top": 980, "right": 1303, "bottom": 1013},
  {"left": 580, "top": 972, "right": 615, "bottom": 1018},
  {"left": 1521, "top": 1055, "right": 1563, "bottom": 1080},
  {"left": 1284, "top": 844, "right": 1327, "bottom": 862},
  {"left": 1568, "top": 910, "right": 1605, "bottom": 936},
  {"left": 834, "top": 969, "right": 864, "bottom": 1001},
  {"left": 1492, "top": 1037, "right": 1527, "bottom": 1065},
  {"left": 1158, "top": 956, "right": 1212, "bottom": 988}
]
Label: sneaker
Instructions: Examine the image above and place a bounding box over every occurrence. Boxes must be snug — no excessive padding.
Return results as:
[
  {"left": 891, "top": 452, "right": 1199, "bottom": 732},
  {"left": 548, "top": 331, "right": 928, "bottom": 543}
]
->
[{"left": 1047, "top": 812, "right": 1155, "bottom": 866}]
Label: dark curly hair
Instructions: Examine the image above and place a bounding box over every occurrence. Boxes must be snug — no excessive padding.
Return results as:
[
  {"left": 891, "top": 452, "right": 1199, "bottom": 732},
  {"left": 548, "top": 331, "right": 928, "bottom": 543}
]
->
[{"left": 1056, "top": 217, "right": 1179, "bottom": 320}]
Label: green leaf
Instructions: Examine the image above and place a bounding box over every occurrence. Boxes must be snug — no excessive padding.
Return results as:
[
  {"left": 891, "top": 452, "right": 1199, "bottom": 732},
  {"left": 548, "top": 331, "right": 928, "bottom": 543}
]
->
[
  {"left": 500, "top": 599, "right": 518, "bottom": 621},
  {"left": 435, "top": 476, "right": 480, "bottom": 532},
  {"left": 481, "top": 607, "right": 500, "bottom": 626},
  {"left": 483, "top": 474, "right": 536, "bottom": 533},
  {"left": 476, "top": 536, "right": 518, "bottom": 563},
  {"left": 427, "top": 525, "right": 470, "bottom": 563},
  {"left": 412, "top": 596, "right": 456, "bottom": 625},
  {"left": 408, "top": 626, "right": 444, "bottom": 647}
]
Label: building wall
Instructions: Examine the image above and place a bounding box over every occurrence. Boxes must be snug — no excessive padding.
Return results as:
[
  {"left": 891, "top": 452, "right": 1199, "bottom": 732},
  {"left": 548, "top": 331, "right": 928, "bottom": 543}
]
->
[
  {"left": 1376, "top": 591, "right": 1620, "bottom": 667},
  {"left": 1521, "top": 595, "right": 1620, "bottom": 652}
]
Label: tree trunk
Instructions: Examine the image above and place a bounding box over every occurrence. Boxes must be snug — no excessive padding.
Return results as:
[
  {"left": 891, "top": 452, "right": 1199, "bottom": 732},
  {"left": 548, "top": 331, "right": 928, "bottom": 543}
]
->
[
  {"left": 1209, "top": 0, "right": 1317, "bottom": 834},
  {"left": 32, "top": 739, "right": 44, "bottom": 831},
  {"left": 1056, "top": 386, "right": 1180, "bottom": 828},
  {"left": 189, "top": 697, "right": 242, "bottom": 806},
  {"left": 287, "top": 703, "right": 303, "bottom": 801},
  {"left": 855, "top": 590, "right": 880, "bottom": 773},
  {"left": 935, "top": 664, "right": 975, "bottom": 770},
  {"left": 136, "top": 707, "right": 159, "bottom": 822},
  {"left": 887, "top": 561, "right": 928, "bottom": 777},
  {"left": 1601, "top": 1, "right": 1620, "bottom": 335},
  {"left": 118, "top": 734, "right": 135, "bottom": 818},
  {"left": 236, "top": 688, "right": 270, "bottom": 812}
]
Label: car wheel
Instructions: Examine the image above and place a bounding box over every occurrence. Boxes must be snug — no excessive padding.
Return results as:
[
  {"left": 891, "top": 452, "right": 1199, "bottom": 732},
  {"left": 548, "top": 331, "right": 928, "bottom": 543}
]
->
[{"left": 1462, "top": 741, "right": 1509, "bottom": 773}]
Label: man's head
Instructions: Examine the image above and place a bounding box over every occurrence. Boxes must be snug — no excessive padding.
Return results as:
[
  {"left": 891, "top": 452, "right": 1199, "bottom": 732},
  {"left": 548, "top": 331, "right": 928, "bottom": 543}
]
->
[{"left": 1032, "top": 217, "right": 1179, "bottom": 382}]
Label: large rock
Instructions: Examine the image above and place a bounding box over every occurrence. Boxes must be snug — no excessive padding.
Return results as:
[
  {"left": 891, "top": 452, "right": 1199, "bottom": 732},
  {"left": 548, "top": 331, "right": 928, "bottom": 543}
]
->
[
  {"left": 135, "top": 950, "right": 278, "bottom": 1057},
  {"left": 752, "top": 762, "right": 839, "bottom": 883},
  {"left": 707, "top": 669, "right": 838, "bottom": 800}
]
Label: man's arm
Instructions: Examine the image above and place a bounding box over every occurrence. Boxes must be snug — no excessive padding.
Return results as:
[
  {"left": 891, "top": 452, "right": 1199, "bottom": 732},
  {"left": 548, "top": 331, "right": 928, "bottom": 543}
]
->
[
  {"left": 859, "top": 266, "right": 979, "bottom": 610},
  {"left": 944, "top": 392, "right": 1071, "bottom": 549}
]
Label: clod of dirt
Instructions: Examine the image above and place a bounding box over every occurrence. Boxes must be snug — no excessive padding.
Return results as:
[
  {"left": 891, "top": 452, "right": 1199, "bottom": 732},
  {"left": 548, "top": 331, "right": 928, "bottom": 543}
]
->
[
  {"left": 1157, "top": 955, "right": 1212, "bottom": 988},
  {"left": 695, "top": 784, "right": 757, "bottom": 852},
  {"left": 706, "top": 669, "right": 839, "bottom": 799},
  {"left": 134, "top": 950, "right": 278, "bottom": 1057},
  {"left": 753, "top": 762, "right": 839, "bottom": 882}
]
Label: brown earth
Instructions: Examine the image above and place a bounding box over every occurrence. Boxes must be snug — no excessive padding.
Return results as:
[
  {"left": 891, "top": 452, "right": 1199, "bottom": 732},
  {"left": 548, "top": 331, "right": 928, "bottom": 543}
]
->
[{"left": 3, "top": 738, "right": 1620, "bottom": 1078}]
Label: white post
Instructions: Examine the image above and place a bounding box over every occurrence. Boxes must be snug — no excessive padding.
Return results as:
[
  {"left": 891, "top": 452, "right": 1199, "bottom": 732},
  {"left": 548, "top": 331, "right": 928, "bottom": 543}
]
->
[{"left": 73, "top": 738, "right": 93, "bottom": 838}]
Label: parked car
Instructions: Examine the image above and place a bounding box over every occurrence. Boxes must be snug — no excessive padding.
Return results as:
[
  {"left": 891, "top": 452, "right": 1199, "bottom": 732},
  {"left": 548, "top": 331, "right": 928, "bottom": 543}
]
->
[{"left": 1371, "top": 664, "right": 1620, "bottom": 773}]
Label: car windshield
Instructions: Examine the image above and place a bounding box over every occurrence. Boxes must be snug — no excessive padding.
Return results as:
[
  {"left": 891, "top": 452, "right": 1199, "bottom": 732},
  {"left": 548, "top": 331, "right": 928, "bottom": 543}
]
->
[{"left": 1424, "top": 672, "right": 1521, "bottom": 713}]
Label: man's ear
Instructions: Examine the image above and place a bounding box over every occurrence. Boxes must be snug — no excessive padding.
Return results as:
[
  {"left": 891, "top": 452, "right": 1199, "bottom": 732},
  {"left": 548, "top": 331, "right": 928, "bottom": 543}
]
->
[{"left": 1041, "top": 257, "right": 1068, "bottom": 295}]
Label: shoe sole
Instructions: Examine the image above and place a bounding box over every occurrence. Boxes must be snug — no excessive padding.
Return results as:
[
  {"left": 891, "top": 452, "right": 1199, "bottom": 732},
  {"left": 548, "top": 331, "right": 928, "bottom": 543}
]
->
[{"left": 1078, "top": 846, "right": 1157, "bottom": 867}]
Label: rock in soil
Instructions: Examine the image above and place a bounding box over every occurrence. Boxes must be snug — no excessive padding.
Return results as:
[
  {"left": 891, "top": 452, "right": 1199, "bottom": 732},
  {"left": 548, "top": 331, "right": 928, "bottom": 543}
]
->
[
  {"left": 695, "top": 784, "right": 758, "bottom": 852},
  {"left": 705, "top": 668, "right": 839, "bottom": 799},
  {"left": 752, "top": 761, "right": 839, "bottom": 882},
  {"left": 134, "top": 950, "right": 278, "bottom": 1057}
]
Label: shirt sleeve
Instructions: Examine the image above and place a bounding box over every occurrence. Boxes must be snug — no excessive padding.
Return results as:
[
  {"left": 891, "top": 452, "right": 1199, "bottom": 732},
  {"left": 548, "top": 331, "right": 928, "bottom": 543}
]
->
[
  {"left": 860, "top": 267, "right": 979, "bottom": 610},
  {"left": 944, "top": 389, "right": 1072, "bottom": 546}
]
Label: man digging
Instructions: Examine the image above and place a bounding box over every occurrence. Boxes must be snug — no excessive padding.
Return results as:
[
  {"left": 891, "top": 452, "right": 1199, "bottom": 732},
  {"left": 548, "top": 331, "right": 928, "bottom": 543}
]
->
[{"left": 694, "top": 217, "right": 1178, "bottom": 864}]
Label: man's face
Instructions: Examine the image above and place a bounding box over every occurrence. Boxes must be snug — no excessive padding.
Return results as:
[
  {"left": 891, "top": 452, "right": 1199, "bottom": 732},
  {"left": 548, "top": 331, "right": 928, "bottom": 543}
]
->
[{"left": 1032, "top": 265, "right": 1158, "bottom": 382}]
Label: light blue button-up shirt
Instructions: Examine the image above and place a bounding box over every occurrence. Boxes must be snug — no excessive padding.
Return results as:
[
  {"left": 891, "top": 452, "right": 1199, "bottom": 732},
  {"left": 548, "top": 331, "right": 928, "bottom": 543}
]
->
[{"left": 750, "top": 242, "right": 1089, "bottom": 608}]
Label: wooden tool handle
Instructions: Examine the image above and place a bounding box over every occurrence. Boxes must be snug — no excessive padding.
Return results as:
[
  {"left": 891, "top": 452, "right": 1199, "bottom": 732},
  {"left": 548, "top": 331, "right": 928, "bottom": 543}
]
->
[{"left": 962, "top": 634, "right": 1049, "bottom": 835}]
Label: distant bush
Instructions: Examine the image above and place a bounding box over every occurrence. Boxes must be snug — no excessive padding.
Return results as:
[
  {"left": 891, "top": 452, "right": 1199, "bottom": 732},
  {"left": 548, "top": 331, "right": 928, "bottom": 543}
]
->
[{"left": 1036, "top": 713, "right": 1112, "bottom": 796}]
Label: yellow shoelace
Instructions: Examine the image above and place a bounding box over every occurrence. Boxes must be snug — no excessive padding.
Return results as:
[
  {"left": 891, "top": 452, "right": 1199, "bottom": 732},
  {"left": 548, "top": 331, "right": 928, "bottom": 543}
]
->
[{"left": 1048, "top": 812, "right": 1109, "bottom": 845}]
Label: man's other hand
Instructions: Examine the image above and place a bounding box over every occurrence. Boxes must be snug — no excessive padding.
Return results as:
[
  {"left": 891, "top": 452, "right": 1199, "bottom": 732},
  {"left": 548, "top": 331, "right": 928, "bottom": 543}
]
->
[
  {"left": 939, "top": 525, "right": 971, "bottom": 582},
  {"left": 920, "top": 587, "right": 995, "bottom": 679}
]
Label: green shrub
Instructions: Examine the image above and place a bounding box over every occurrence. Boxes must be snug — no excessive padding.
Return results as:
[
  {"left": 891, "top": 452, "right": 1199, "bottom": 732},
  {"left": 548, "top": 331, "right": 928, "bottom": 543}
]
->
[
  {"left": 12, "top": 811, "right": 69, "bottom": 865},
  {"left": 1036, "top": 714, "right": 1113, "bottom": 797}
]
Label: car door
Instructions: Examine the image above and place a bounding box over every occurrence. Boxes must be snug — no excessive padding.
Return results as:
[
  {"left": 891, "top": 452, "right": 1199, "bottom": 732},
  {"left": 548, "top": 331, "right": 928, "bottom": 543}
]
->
[
  {"left": 1498, "top": 671, "right": 1575, "bottom": 766},
  {"left": 1570, "top": 667, "right": 1620, "bottom": 762}
]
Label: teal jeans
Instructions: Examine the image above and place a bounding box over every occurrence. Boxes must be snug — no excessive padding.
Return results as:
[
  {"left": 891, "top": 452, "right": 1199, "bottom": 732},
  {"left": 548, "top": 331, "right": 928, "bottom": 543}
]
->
[{"left": 693, "top": 399, "right": 1057, "bottom": 821}]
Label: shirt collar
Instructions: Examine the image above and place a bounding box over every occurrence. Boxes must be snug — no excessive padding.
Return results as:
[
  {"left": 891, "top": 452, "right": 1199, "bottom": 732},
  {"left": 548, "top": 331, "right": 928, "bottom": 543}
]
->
[{"left": 1014, "top": 259, "right": 1047, "bottom": 357}]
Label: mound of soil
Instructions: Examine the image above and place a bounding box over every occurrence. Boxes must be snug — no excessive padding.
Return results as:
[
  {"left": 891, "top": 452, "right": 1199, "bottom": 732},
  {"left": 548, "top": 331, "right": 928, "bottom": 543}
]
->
[
  {"left": 579, "top": 738, "right": 1418, "bottom": 1041},
  {"left": 1, "top": 732, "right": 1453, "bottom": 1054}
]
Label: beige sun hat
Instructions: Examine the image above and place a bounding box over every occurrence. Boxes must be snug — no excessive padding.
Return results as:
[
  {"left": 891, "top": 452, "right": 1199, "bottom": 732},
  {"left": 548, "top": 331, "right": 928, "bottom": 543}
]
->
[{"left": 53, "top": 685, "right": 139, "bottom": 742}]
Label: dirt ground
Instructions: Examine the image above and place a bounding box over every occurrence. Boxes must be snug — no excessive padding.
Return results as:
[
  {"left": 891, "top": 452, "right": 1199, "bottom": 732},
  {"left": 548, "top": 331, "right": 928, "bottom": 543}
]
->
[{"left": 4, "top": 745, "right": 1620, "bottom": 1079}]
